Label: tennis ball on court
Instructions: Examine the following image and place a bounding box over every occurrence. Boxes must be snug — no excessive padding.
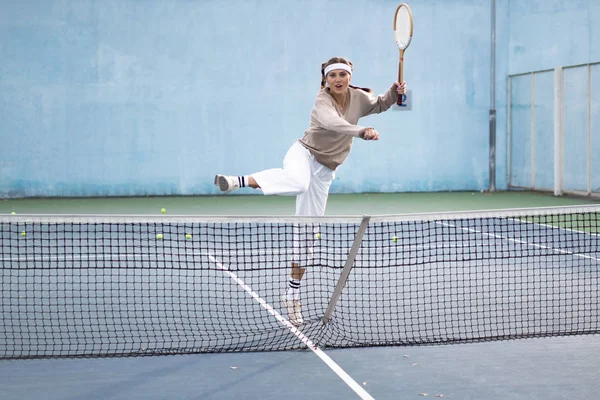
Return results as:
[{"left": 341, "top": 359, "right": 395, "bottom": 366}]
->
[
  {"left": 11, "top": 211, "right": 16, "bottom": 215},
  {"left": 160, "top": 208, "right": 166, "bottom": 214},
  {"left": 315, "top": 233, "right": 321, "bottom": 239},
  {"left": 156, "top": 233, "right": 163, "bottom": 240},
  {"left": 392, "top": 236, "right": 398, "bottom": 242},
  {"left": 21, "top": 231, "right": 26, "bottom": 237},
  {"left": 185, "top": 233, "right": 192, "bottom": 239}
]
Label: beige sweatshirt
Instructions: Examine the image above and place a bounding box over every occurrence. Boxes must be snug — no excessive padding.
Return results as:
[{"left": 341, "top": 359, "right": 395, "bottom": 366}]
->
[{"left": 299, "top": 85, "right": 397, "bottom": 170}]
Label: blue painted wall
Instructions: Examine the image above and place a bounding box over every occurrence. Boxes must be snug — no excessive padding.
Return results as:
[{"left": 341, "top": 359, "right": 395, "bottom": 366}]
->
[
  {"left": 0, "top": 0, "right": 493, "bottom": 197},
  {"left": 508, "top": 0, "right": 600, "bottom": 75},
  {"left": 4, "top": 0, "right": 597, "bottom": 198}
]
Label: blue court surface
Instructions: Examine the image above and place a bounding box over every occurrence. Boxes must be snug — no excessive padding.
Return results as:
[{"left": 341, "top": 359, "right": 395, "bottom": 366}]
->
[
  {"left": 1, "top": 207, "right": 600, "bottom": 399},
  {"left": 1, "top": 335, "right": 600, "bottom": 399}
]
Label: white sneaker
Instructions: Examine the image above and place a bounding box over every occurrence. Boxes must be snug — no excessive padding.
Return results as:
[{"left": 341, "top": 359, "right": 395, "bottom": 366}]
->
[
  {"left": 282, "top": 295, "right": 303, "bottom": 326},
  {"left": 214, "top": 174, "right": 239, "bottom": 193}
]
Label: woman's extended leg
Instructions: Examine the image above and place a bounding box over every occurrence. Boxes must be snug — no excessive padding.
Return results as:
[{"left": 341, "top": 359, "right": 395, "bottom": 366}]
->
[
  {"left": 214, "top": 141, "right": 311, "bottom": 195},
  {"left": 284, "top": 157, "right": 335, "bottom": 325}
]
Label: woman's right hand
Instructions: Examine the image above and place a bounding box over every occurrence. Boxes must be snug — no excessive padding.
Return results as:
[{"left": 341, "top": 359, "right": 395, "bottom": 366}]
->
[{"left": 363, "top": 128, "right": 380, "bottom": 141}]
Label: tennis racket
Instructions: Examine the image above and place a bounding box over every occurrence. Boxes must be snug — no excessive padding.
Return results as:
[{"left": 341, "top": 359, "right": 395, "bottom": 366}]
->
[{"left": 393, "top": 3, "right": 413, "bottom": 105}]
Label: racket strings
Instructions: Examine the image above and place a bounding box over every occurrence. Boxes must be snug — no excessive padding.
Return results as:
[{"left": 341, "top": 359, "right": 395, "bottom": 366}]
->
[{"left": 394, "top": 8, "right": 412, "bottom": 49}]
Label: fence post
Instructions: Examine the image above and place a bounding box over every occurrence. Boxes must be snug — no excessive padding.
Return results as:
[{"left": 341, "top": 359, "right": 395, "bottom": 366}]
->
[{"left": 554, "top": 66, "right": 564, "bottom": 196}]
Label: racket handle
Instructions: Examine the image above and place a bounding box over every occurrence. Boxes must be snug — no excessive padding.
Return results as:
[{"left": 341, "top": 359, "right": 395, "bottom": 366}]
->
[{"left": 397, "top": 58, "right": 404, "bottom": 106}]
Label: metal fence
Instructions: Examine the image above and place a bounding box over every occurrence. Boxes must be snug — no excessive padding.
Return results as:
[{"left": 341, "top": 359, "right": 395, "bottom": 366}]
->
[{"left": 507, "top": 62, "right": 600, "bottom": 197}]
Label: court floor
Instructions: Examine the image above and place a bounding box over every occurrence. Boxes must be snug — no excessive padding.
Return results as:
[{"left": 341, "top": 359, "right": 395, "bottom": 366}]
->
[
  {"left": 1, "top": 191, "right": 600, "bottom": 399},
  {"left": 2, "top": 335, "right": 600, "bottom": 399}
]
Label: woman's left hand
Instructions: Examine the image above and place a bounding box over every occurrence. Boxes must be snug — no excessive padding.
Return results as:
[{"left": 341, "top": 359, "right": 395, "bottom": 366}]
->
[{"left": 395, "top": 81, "right": 407, "bottom": 95}]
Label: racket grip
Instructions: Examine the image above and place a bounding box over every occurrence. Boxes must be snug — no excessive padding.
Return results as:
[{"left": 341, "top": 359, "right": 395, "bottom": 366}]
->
[{"left": 397, "top": 58, "right": 404, "bottom": 106}]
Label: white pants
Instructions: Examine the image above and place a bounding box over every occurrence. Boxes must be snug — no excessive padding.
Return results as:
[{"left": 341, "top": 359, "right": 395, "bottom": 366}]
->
[
  {"left": 251, "top": 141, "right": 335, "bottom": 265},
  {"left": 251, "top": 141, "right": 335, "bottom": 217}
]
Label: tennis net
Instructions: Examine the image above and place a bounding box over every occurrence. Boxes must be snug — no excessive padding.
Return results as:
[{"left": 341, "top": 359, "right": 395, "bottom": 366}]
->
[{"left": 1, "top": 205, "right": 599, "bottom": 359}]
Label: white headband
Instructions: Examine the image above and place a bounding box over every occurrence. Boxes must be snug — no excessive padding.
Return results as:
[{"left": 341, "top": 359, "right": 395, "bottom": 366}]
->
[{"left": 324, "top": 63, "right": 352, "bottom": 76}]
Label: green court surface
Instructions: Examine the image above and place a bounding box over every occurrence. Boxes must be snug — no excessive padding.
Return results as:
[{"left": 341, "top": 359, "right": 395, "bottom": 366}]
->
[
  {"left": 519, "top": 214, "right": 600, "bottom": 233},
  {"left": 2, "top": 190, "right": 599, "bottom": 216}
]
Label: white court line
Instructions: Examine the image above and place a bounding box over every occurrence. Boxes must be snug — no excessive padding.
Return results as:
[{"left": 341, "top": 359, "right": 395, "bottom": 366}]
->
[
  {"left": 507, "top": 217, "right": 600, "bottom": 237},
  {"left": 205, "top": 252, "right": 374, "bottom": 400},
  {"left": 437, "top": 221, "right": 600, "bottom": 262}
]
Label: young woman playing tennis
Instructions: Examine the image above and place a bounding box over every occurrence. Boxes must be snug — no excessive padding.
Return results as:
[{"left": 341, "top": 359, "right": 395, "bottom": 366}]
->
[{"left": 214, "top": 57, "right": 406, "bottom": 325}]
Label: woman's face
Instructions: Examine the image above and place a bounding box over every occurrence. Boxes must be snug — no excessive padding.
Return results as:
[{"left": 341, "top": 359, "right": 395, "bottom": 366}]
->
[{"left": 326, "top": 68, "right": 351, "bottom": 95}]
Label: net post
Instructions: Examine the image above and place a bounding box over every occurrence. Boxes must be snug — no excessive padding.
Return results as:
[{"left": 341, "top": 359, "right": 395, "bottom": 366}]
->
[
  {"left": 554, "top": 66, "right": 564, "bottom": 196},
  {"left": 322, "top": 216, "right": 371, "bottom": 325}
]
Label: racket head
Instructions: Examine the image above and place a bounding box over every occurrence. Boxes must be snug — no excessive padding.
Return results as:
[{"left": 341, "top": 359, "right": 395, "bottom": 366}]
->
[{"left": 394, "top": 3, "right": 413, "bottom": 50}]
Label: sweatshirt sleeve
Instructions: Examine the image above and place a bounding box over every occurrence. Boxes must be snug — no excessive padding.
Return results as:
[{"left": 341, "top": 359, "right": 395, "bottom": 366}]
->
[
  {"left": 311, "top": 96, "right": 366, "bottom": 138},
  {"left": 359, "top": 84, "right": 398, "bottom": 117}
]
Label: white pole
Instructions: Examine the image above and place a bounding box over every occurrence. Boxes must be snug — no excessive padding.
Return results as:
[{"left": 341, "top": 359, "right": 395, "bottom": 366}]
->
[
  {"left": 507, "top": 77, "right": 511, "bottom": 187},
  {"left": 588, "top": 64, "right": 592, "bottom": 195},
  {"left": 531, "top": 73, "right": 535, "bottom": 189}
]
